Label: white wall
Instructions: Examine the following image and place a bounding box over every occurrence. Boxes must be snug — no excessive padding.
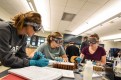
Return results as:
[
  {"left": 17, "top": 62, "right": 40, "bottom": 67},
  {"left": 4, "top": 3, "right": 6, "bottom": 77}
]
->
[
  {"left": 115, "top": 41, "right": 121, "bottom": 48},
  {"left": 35, "top": 31, "right": 51, "bottom": 37},
  {"left": 100, "top": 40, "right": 121, "bottom": 54}
]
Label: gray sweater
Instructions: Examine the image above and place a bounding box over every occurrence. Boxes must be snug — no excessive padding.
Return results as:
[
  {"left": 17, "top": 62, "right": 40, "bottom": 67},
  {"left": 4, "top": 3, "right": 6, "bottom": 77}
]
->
[
  {"left": 36, "top": 43, "right": 65, "bottom": 60},
  {"left": 0, "top": 21, "right": 29, "bottom": 68}
]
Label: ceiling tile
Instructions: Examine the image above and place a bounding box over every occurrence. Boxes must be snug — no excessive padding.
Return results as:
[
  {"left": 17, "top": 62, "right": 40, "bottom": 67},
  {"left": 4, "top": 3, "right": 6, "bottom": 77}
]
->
[
  {"left": 66, "top": 0, "right": 86, "bottom": 9},
  {"left": 58, "top": 21, "right": 71, "bottom": 33},
  {"left": 0, "top": 0, "right": 30, "bottom": 16}
]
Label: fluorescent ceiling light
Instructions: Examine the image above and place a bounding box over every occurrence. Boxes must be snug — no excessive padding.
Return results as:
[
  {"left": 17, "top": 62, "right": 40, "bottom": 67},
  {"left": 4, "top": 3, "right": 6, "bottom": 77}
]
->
[
  {"left": 72, "top": 0, "right": 121, "bottom": 35},
  {"left": 114, "top": 39, "right": 121, "bottom": 42},
  {"left": 34, "top": 0, "right": 50, "bottom": 31},
  {"left": 22, "top": 0, "right": 31, "bottom": 11},
  {"left": 100, "top": 33, "right": 121, "bottom": 40},
  {"left": 27, "top": 1, "right": 35, "bottom": 11}
]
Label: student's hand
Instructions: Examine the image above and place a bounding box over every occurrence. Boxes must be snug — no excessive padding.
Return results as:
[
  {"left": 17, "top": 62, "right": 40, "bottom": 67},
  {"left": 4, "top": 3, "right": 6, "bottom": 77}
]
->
[
  {"left": 29, "top": 58, "right": 49, "bottom": 67},
  {"left": 75, "top": 57, "right": 82, "bottom": 63},
  {"left": 92, "top": 61, "right": 96, "bottom": 65},
  {"left": 31, "top": 52, "right": 45, "bottom": 60},
  {"left": 63, "top": 58, "right": 68, "bottom": 62},
  {"left": 55, "top": 57, "right": 63, "bottom": 62}
]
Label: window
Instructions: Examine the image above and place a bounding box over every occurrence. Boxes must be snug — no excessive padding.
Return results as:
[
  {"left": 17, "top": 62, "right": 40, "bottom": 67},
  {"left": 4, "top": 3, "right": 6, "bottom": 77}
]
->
[
  {"left": 37, "top": 37, "right": 45, "bottom": 46},
  {"left": 26, "top": 35, "right": 46, "bottom": 47},
  {"left": 26, "top": 37, "right": 31, "bottom": 46},
  {"left": 32, "top": 42, "right": 36, "bottom": 46}
]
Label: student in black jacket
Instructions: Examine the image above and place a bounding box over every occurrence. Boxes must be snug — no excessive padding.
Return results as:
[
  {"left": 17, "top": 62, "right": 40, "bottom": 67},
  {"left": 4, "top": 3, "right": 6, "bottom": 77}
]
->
[
  {"left": 66, "top": 41, "right": 80, "bottom": 62},
  {"left": 80, "top": 36, "right": 89, "bottom": 52},
  {"left": 0, "top": 11, "right": 49, "bottom": 68}
]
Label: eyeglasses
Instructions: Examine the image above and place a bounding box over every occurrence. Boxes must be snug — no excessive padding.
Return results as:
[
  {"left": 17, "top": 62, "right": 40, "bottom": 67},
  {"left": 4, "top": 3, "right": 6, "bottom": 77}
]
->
[
  {"left": 53, "top": 38, "right": 63, "bottom": 45},
  {"left": 88, "top": 37, "right": 98, "bottom": 44},
  {"left": 88, "top": 41, "right": 97, "bottom": 44},
  {"left": 24, "top": 22, "right": 43, "bottom": 32}
]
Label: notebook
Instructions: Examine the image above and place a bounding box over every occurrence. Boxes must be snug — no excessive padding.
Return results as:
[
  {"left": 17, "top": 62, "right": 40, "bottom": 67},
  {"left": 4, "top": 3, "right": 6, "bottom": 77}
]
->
[
  {"left": 43, "top": 67, "right": 74, "bottom": 78},
  {"left": 8, "top": 66, "right": 62, "bottom": 80}
]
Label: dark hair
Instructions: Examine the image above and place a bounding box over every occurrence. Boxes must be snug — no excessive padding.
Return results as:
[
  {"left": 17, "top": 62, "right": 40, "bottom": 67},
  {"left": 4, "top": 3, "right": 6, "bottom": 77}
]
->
[
  {"left": 69, "top": 41, "right": 75, "bottom": 44},
  {"left": 90, "top": 33, "right": 99, "bottom": 40},
  {"left": 47, "top": 32, "right": 63, "bottom": 44},
  {"left": 12, "top": 11, "right": 41, "bottom": 31},
  {"left": 84, "top": 36, "right": 88, "bottom": 40},
  {"left": 0, "top": 18, "right": 4, "bottom": 21}
]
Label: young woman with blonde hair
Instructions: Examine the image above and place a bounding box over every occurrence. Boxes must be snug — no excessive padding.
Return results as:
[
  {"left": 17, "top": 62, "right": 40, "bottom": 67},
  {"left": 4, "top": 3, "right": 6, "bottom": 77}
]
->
[{"left": 35, "top": 32, "right": 68, "bottom": 62}]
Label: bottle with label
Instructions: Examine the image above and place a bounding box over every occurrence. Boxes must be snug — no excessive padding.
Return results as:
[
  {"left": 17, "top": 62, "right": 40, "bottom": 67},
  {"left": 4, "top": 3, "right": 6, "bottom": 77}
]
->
[{"left": 83, "top": 60, "right": 93, "bottom": 80}]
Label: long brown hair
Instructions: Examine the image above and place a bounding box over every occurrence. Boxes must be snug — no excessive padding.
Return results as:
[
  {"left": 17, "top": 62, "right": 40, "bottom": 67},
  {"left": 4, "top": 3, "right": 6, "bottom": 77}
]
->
[{"left": 12, "top": 11, "right": 41, "bottom": 31}]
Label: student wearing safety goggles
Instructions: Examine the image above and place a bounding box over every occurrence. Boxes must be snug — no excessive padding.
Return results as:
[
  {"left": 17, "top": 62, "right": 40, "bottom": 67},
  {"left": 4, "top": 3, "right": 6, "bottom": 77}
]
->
[
  {"left": 0, "top": 11, "right": 49, "bottom": 68},
  {"left": 34, "top": 32, "right": 68, "bottom": 62},
  {"left": 76, "top": 33, "right": 106, "bottom": 65}
]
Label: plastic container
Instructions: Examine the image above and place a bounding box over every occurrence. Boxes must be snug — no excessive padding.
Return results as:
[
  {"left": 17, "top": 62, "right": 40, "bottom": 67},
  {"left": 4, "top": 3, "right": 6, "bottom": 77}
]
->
[
  {"left": 113, "top": 57, "right": 121, "bottom": 77},
  {"left": 83, "top": 61, "right": 93, "bottom": 80}
]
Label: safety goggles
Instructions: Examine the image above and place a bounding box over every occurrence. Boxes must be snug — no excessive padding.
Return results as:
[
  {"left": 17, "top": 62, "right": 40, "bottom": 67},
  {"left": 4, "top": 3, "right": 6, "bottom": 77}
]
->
[
  {"left": 24, "top": 22, "right": 42, "bottom": 32},
  {"left": 53, "top": 38, "right": 63, "bottom": 44},
  {"left": 88, "top": 37, "right": 98, "bottom": 44}
]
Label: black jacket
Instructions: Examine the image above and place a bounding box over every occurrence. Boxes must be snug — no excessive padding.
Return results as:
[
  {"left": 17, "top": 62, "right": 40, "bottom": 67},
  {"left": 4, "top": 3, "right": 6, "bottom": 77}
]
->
[
  {"left": 0, "top": 21, "right": 29, "bottom": 68},
  {"left": 66, "top": 45, "right": 80, "bottom": 62},
  {"left": 80, "top": 41, "right": 89, "bottom": 51}
]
